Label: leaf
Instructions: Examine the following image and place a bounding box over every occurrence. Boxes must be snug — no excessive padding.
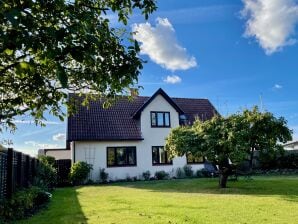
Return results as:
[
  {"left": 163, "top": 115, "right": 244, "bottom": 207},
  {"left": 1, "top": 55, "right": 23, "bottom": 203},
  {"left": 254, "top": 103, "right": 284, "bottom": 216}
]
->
[
  {"left": 56, "top": 66, "right": 68, "bottom": 88},
  {"left": 4, "top": 48, "right": 14, "bottom": 55}
]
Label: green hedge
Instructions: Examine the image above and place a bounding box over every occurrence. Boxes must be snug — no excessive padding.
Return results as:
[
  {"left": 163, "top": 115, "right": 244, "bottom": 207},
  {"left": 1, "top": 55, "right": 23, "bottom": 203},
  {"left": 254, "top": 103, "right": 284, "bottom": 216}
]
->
[{"left": 0, "top": 187, "right": 50, "bottom": 222}]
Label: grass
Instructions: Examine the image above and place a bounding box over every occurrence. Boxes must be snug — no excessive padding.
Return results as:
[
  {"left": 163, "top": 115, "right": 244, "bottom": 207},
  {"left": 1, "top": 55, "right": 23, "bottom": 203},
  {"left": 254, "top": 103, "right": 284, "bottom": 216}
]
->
[{"left": 19, "top": 176, "right": 298, "bottom": 224}]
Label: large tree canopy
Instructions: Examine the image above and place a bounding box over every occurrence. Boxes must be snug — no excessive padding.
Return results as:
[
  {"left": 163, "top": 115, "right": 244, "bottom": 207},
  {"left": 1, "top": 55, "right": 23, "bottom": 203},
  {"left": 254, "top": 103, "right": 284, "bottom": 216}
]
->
[
  {"left": 0, "top": 0, "right": 157, "bottom": 131},
  {"left": 166, "top": 106, "right": 292, "bottom": 188}
]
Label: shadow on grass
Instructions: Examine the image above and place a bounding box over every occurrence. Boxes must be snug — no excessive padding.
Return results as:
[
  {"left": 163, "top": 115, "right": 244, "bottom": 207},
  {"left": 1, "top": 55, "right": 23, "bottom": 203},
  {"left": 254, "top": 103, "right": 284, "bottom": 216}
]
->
[
  {"left": 110, "top": 176, "right": 298, "bottom": 202},
  {"left": 17, "top": 187, "right": 87, "bottom": 224}
]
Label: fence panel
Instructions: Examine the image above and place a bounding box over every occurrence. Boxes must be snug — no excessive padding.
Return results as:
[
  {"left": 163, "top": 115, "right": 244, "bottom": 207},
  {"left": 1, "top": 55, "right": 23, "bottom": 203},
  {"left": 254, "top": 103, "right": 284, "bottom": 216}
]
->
[
  {"left": 55, "top": 159, "right": 71, "bottom": 186},
  {"left": 0, "top": 149, "right": 7, "bottom": 200},
  {"left": 0, "top": 148, "right": 40, "bottom": 200}
]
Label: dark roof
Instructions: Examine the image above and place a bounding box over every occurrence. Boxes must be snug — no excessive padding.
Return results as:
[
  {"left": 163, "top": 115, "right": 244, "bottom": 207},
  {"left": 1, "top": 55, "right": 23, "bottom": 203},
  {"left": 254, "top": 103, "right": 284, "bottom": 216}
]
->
[{"left": 67, "top": 89, "right": 218, "bottom": 141}]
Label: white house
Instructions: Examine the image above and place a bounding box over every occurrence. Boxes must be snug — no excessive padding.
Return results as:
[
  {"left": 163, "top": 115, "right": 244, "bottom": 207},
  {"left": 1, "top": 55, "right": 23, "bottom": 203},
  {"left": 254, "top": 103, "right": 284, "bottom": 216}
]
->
[
  {"left": 38, "top": 148, "right": 70, "bottom": 160},
  {"left": 67, "top": 88, "right": 218, "bottom": 181}
]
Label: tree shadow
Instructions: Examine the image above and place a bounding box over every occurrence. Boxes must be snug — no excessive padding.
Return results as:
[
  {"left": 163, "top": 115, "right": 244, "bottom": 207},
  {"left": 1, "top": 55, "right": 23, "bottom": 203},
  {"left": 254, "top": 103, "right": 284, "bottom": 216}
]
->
[
  {"left": 18, "top": 187, "right": 88, "bottom": 224},
  {"left": 112, "top": 176, "right": 298, "bottom": 203}
]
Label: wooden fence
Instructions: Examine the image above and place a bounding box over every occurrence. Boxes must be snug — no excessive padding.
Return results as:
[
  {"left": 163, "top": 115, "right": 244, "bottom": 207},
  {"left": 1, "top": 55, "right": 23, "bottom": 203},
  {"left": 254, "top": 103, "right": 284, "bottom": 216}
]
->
[
  {"left": 55, "top": 159, "right": 71, "bottom": 186},
  {"left": 0, "top": 148, "right": 39, "bottom": 200}
]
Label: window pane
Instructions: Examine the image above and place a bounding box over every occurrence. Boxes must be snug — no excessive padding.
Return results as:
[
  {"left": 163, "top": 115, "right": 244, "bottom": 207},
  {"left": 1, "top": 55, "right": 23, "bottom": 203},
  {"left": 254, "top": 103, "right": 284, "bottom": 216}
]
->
[
  {"left": 164, "top": 113, "right": 170, "bottom": 126},
  {"left": 159, "top": 147, "right": 166, "bottom": 163},
  {"left": 157, "top": 113, "right": 164, "bottom": 126},
  {"left": 151, "top": 112, "right": 156, "bottom": 126},
  {"left": 116, "top": 148, "right": 126, "bottom": 165},
  {"left": 194, "top": 156, "right": 204, "bottom": 163},
  {"left": 152, "top": 147, "right": 159, "bottom": 164},
  {"left": 107, "top": 148, "right": 115, "bottom": 166},
  {"left": 127, "top": 147, "right": 136, "bottom": 165}
]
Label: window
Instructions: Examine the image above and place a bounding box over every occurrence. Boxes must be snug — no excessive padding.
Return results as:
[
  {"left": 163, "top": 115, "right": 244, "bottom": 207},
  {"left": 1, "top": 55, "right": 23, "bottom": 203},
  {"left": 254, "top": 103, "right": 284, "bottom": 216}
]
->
[
  {"left": 152, "top": 146, "right": 172, "bottom": 165},
  {"left": 186, "top": 153, "right": 205, "bottom": 164},
  {"left": 107, "top": 147, "right": 136, "bottom": 167},
  {"left": 151, "top": 112, "right": 170, "bottom": 127}
]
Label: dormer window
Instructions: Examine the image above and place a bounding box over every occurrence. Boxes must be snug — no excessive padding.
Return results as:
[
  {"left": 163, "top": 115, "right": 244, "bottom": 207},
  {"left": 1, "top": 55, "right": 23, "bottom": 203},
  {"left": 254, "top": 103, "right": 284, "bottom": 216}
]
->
[{"left": 151, "top": 111, "right": 170, "bottom": 127}]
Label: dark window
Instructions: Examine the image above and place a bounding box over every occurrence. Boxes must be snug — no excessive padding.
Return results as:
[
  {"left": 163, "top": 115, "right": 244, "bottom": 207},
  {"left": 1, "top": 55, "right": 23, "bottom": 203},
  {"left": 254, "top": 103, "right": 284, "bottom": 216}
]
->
[
  {"left": 107, "top": 147, "right": 136, "bottom": 167},
  {"left": 151, "top": 112, "right": 170, "bottom": 127},
  {"left": 152, "top": 146, "right": 172, "bottom": 165},
  {"left": 186, "top": 153, "right": 205, "bottom": 164}
]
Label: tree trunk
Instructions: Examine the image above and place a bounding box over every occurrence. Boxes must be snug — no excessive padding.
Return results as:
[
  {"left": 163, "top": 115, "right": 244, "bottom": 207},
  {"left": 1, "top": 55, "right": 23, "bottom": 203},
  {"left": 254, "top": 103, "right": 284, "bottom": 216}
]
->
[
  {"left": 218, "top": 167, "right": 230, "bottom": 188},
  {"left": 219, "top": 173, "right": 228, "bottom": 188},
  {"left": 249, "top": 148, "right": 254, "bottom": 172}
]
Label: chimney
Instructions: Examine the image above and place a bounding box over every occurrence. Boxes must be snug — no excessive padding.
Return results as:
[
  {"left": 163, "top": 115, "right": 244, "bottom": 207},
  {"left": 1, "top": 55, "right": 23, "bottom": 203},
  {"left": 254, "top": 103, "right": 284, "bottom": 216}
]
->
[{"left": 130, "top": 88, "right": 139, "bottom": 97}]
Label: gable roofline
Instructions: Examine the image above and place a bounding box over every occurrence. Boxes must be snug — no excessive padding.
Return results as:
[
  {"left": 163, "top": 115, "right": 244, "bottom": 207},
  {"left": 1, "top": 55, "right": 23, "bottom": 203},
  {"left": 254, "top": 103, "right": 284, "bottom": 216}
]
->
[{"left": 132, "top": 88, "right": 184, "bottom": 118}]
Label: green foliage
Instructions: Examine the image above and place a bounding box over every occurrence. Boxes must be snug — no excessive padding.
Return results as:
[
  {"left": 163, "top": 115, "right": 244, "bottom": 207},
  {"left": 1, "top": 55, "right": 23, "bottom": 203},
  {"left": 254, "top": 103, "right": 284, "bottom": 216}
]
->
[
  {"left": 175, "top": 167, "right": 185, "bottom": 179},
  {"left": 166, "top": 106, "right": 292, "bottom": 187},
  {"left": 35, "top": 162, "right": 57, "bottom": 191},
  {"left": 142, "top": 170, "right": 151, "bottom": 180},
  {"left": 259, "top": 151, "right": 298, "bottom": 169},
  {"left": 38, "top": 155, "right": 55, "bottom": 166},
  {"left": 154, "top": 171, "right": 169, "bottom": 180},
  {"left": 183, "top": 165, "right": 193, "bottom": 177},
  {"left": 196, "top": 168, "right": 213, "bottom": 178},
  {"left": 0, "top": 186, "right": 50, "bottom": 222},
  {"left": 99, "top": 168, "right": 109, "bottom": 183},
  {"left": 69, "top": 161, "right": 93, "bottom": 185},
  {"left": 0, "top": 0, "right": 157, "bottom": 131}
]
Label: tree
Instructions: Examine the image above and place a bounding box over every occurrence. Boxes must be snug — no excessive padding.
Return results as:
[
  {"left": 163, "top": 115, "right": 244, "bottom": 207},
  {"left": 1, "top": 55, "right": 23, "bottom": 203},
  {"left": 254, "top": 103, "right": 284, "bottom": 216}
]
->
[
  {"left": 236, "top": 107, "right": 292, "bottom": 171},
  {"left": 166, "top": 107, "right": 292, "bottom": 188},
  {"left": 0, "top": 0, "right": 157, "bottom": 131}
]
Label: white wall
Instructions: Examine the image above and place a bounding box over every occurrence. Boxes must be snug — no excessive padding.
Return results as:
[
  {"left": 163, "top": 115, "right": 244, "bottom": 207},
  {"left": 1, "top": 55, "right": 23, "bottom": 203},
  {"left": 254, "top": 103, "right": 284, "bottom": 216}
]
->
[
  {"left": 72, "top": 94, "right": 204, "bottom": 181},
  {"left": 45, "top": 150, "right": 70, "bottom": 160}
]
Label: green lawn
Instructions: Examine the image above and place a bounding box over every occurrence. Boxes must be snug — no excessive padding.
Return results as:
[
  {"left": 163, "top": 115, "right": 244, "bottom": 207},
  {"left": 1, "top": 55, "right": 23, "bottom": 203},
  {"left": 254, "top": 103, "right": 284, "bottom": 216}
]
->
[{"left": 19, "top": 176, "right": 298, "bottom": 224}]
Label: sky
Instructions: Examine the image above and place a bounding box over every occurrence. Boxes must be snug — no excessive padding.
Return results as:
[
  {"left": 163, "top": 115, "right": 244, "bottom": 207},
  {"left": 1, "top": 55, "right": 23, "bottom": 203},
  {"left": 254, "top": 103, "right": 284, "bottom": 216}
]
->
[{"left": 1, "top": 0, "right": 298, "bottom": 156}]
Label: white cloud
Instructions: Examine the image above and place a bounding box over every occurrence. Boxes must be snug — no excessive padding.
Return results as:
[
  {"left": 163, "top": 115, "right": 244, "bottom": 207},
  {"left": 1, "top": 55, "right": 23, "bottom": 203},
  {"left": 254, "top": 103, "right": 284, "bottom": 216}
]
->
[
  {"left": 25, "top": 141, "right": 59, "bottom": 149},
  {"left": 163, "top": 75, "right": 182, "bottom": 84},
  {"left": 132, "top": 17, "right": 197, "bottom": 71},
  {"left": 52, "top": 133, "right": 66, "bottom": 141},
  {"left": 273, "top": 84, "right": 283, "bottom": 90},
  {"left": 241, "top": 0, "right": 298, "bottom": 54}
]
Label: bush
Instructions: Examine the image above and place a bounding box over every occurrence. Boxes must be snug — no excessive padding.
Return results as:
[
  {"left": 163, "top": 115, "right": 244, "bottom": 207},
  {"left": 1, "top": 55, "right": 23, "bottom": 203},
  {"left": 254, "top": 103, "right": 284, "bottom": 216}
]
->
[
  {"left": 34, "top": 162, "right": 57, "bottom": 191},
  {"left": 37, "top": 155, "right": 55, "bottom": 166},
  {"left": 0, "top": 187, "right": 50, "bottom": 222},
  {"left": 99, "top": 168, "right": 109, "bottom": 183},
  {"left": 183, "top": 165, "right": 193, "bottom": 177},
  {"left": 279, "top": 154, "right": 298, "bottom": 169},
  {"left": 196, "top": 169, "right": 204, "bottom": 178},
  {"left": 196, "top": 168, "right": 212, "bottom": 178},
  {"left": 176, "top": 167, "right": 184, "bottom": 179},
  {"left": 142, "top": 170, "right": 151, "bottom": 180},
  {"left": 69, "top": 161, "right": 93, "bottom": 185},
  {"left": 154, "top": 171, "right": 169, "bottom": 180}
]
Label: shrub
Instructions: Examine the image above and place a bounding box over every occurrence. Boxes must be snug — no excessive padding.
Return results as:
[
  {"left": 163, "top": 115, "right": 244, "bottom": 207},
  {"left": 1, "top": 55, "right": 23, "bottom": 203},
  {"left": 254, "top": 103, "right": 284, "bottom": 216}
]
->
[
  {"left": 279, "top": 154, "right": 298, "bottom": 169},
  {"left": 196, "top": 169, "right": 204, "bottom": 178},
  {"left": 126, "top": 175, "right": 132, "bottom": 182},
  {"left": 99, "top": 168, "right": 109, "bottom": 183},
  {"left": 38, "top": 155, "right": 55, "bottom": 166},
  {"left": 154, "top": 171, "right": 169, "bottom": 180},
  {"left": 69, "top": 161, "right": 93, "bottom": 185},
  {"left": 176, "top": 167, "right": 184, "bottom": 179},
  {"left": 183, "top": 165, "right": 193, "bottom": 177},
  {"left": 142, "top": 170, "right": 151, "bottom": 180},
  {"left": 196, "top": 168, "right": 212, "bottom": 178},
  {"left": 34, "top": 162, "right": 57, "bottom": 191},
  {"left": 0, "top": 187, "right": 50, "bottom": 222}
]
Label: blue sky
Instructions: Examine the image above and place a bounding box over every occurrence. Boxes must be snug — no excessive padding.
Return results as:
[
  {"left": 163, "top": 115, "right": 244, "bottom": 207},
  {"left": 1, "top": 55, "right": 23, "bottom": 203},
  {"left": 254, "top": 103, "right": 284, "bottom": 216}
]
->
[{"left": 1, "top": 0, "right": 298, "bottom": 156}]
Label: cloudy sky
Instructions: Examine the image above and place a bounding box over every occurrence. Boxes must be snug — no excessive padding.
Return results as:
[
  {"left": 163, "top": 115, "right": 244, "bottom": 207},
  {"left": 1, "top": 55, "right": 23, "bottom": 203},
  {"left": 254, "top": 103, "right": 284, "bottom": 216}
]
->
[{"left": 2, "top": 0, "right": 298, "bottom": 156}]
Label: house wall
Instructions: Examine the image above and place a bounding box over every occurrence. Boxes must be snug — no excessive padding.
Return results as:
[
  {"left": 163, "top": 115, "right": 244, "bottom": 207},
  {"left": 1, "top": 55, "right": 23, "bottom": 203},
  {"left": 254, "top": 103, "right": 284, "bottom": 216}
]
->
[
  {"left": 71, "top": 94, "right": 205, "bottom": 181},
  {"left": 45, "top": 150, "right": 70, "bottom": 160}
]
